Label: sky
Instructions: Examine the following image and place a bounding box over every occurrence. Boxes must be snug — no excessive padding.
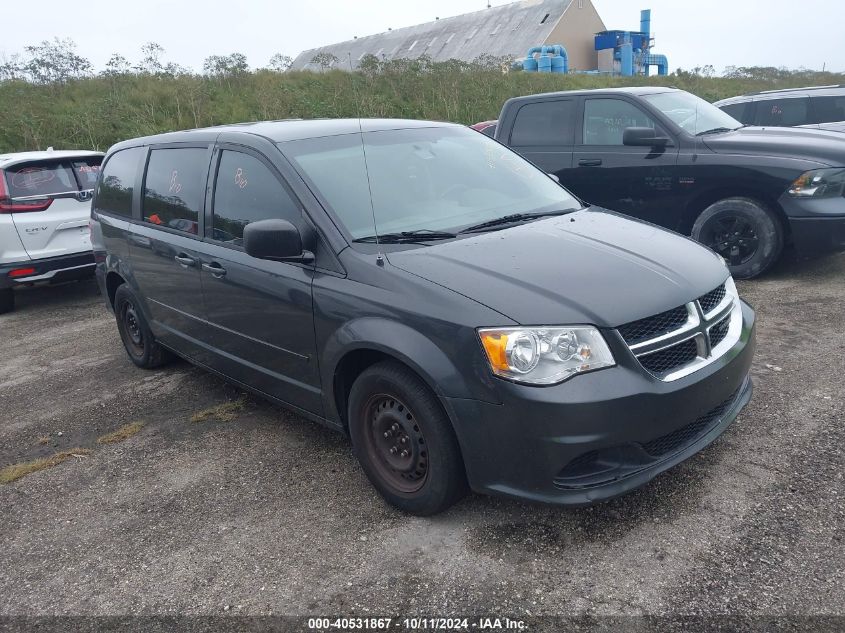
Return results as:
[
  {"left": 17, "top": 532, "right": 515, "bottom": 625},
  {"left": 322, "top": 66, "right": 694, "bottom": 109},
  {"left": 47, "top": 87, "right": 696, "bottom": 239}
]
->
[{"left": 2, "top": 0, "right": 842, "bottom": 75}]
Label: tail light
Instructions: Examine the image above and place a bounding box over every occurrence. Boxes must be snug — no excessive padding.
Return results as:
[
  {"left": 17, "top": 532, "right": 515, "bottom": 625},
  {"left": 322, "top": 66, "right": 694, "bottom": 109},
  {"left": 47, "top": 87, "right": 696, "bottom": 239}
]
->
[{"left": 0, "top": 169, "right": 53, "bottom": 214}]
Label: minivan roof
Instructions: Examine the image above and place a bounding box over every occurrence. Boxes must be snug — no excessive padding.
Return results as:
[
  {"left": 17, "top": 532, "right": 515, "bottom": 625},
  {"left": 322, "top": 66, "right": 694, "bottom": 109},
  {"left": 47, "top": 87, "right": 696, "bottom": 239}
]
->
[
  {"left": 715, "top": 85, "right": 845, "bottom": 106},
  {"left": 108, "top": 118, "right": 463, "bottom": 153}
]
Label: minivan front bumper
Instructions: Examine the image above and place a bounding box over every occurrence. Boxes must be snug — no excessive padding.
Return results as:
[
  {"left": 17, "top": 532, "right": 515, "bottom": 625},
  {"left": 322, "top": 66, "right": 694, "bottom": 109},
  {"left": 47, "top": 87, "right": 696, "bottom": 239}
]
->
[{"left": 442, "top": 301, "right": 756, "bottom": 506}]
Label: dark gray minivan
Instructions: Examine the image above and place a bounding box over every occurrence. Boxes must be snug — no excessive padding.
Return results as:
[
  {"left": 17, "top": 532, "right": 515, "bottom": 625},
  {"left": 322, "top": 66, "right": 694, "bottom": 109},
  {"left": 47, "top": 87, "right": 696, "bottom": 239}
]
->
[{"left": 91, "top": 119, "right": 756, "bottom": 515}]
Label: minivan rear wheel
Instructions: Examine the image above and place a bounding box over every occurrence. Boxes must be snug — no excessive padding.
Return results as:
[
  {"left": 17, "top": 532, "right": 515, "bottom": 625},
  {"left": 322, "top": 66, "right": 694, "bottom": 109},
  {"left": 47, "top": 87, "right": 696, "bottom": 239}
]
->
[
  {"left": 348, "top": 361, "right": 468, "bottom": 515},
  {"left": 0, "top": 288, "right": 13, "bottom": 315},
  {"left": 114, "top": 284, "right": 172, "bottom": 369},
  {"left": 692, "top": 197, "right": 783, "bottom": 279}
]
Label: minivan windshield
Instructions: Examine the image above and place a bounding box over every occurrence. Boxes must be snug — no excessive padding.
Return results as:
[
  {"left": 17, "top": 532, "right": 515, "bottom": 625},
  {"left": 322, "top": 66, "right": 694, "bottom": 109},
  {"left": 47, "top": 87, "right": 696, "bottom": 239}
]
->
[
  {"left": 643, "top": 91, "right": 742, "bottom": 136},
  {"left": 281, "top": 126, "right": 581, "bottom": 240}
]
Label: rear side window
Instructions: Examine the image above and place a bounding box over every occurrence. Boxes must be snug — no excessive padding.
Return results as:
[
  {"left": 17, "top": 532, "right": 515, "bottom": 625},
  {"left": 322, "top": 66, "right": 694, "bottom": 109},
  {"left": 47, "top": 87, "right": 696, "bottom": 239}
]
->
[
  {"left": 719, "top": 102, "right": 750, "bottom": 124},
  {"left": 583, "top": 99, "right": 658, "bottom": 145},
  {"left": 810, "top": 95, "right": 845, "bottom": 124},
  {"left": 4, "top": 162, "right": 76, "bottom": 198},
  {"left": 142, "top": 148, "right": 207, "bottom": 235},
  {"left": 211, "top": 150, "right": 300, "bottom": 245},
  {"left": 753, "top": 98, "right": 810, "bottom": 126},
  {"left": 96, "top": 148, "right": 142, "bottom": 218},
  {"left": 510, "top": 101, "right": 573, "bottom": 146}
]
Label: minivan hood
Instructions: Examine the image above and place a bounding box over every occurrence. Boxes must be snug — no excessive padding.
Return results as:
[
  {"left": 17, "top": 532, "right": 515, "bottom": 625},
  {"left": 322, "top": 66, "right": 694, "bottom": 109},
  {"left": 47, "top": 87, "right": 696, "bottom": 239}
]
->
[
  {"left": 703, "top": 126, "right": 845, "bottom": 166},
  {"left": 387, "top": 209, "right": 728, "bottom": 327}
]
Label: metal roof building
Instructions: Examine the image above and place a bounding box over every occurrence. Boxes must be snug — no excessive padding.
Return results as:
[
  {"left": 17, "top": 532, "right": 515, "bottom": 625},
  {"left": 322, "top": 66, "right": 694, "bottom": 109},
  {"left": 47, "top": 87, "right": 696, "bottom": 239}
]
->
[{"left": 290, "top": 0, "right": 607, "bottom": 73}]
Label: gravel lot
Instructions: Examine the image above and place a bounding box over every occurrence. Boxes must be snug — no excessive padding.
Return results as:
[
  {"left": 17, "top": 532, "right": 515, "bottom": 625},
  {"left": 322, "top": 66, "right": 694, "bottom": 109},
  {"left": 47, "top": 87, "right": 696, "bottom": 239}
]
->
[{"left": 1, "top": 252, "right": 843, "bottom": 627}]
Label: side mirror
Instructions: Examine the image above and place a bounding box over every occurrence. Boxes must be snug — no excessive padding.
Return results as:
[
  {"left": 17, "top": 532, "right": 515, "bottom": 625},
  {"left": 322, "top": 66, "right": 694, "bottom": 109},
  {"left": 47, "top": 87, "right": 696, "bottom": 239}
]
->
[
  {"left": 623, "top": 127, "right": 671, "bottom": 147},
  {"left": 243, "top": 219, "right": 314, "bottom": 264}
]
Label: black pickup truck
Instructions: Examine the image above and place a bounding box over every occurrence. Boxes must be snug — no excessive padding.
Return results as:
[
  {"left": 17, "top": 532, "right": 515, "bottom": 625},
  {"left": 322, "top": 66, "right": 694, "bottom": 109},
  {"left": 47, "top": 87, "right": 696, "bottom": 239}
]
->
[{"left": 476, "top": 87, "right": 845, "bottom": 278}]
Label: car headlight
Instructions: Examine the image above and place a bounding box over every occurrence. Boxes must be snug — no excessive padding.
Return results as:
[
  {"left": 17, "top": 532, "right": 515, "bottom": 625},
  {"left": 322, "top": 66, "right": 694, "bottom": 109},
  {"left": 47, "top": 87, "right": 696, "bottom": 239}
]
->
[
  {"left": 787, "top": 168, "right": 845, "bottom": 198},
  {"left": 478, "top": 326, "right": 615, "bottom": 385}
]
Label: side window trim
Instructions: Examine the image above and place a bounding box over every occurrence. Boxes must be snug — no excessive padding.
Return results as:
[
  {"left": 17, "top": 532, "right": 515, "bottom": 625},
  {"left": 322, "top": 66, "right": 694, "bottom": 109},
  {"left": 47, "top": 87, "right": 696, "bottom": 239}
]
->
[
  {"left": 206, "top": 143, "right": 306, "bottom": 251},
  {"left": 139, "top": 142, "right": 214, "bottom": 240}
]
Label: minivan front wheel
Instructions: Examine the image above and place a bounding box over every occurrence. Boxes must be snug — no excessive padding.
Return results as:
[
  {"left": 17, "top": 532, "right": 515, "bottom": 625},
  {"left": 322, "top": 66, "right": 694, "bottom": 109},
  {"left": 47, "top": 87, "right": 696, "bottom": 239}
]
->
[
  {"left": 348, "top": 361, "right": 468, "bottom": 515},
  {"left": 692, "top": 197, "right": 783, "bottom": 279},
  {"left": 114, "top": 284, "right": 172, "bottom": 369}
]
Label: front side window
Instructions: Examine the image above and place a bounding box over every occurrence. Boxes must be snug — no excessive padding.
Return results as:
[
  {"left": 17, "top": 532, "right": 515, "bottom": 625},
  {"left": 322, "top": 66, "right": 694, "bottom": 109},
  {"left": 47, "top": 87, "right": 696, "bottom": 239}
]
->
[
  {"left": 811, "top": 95, "right": 845, "bottom": 124},
  {"left": 211, "top": 150, "right": 299, "bottom": 245},
  {"left": 96, "top": 148, "right": 142, "bottom": 217},
  {"left": 642, "top": 90, "right": 741, "bottom": 135},
  {"left": 283, "top": 126, "right": 581, "bottom": 240},
  {"left": 142, "top": 148, "right": 207, "bottom": 235},
  {"left": 510, "top": 100, "right": 573, "bottom": 146},
  {"left": 583, "top": 99, "right": 657, "bottom": 145},
  {"left": 753, "top": 98, "right": 810, "bottom": 127}
]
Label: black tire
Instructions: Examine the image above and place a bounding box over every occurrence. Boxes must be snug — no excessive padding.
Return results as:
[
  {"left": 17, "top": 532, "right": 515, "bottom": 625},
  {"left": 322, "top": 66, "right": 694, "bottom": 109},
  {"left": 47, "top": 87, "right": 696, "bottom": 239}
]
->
[
  {"left": 113, "top": 284, "right": 172, "bottom": 369},
  {"left": 0, "top": 288, "right": 13, "bottom": 315},
  {"left": 692, "top": 197, "right": 783, "bottom": 279},
  {"left": 348, "top": 361, "right": 468, "bottom": 515}
]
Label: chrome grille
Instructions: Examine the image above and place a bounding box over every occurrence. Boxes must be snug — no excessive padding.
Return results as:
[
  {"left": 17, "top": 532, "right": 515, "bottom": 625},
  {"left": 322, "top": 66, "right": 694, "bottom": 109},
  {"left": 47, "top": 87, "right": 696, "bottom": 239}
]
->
[
  {"left": 709, "top": 315, "right": 731, "bottom": 349},
  {"left": 638, "top": 338, "right": 698, "bottom": 375},
  {"left": 619, "top": 280, "right": 741, "bottom": 381},
  {"left": 618, "top": 306, "right": 689, "bottom": 345},
  {"left": 699, "top": 284, "right": 726, "bottom": 315}
]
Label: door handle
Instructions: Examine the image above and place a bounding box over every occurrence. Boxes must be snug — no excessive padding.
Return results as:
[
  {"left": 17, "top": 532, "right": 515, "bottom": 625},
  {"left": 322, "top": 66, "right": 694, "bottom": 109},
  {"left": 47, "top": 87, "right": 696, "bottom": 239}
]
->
[
  {"left": 578, "top": 159, "right": 603, "bottom": 167},
  {"left": 202, "top": 262, "right": 227, "bottom": 277},
  {"left": 174, "top": 253, "right": 196, "bottom": 267}
]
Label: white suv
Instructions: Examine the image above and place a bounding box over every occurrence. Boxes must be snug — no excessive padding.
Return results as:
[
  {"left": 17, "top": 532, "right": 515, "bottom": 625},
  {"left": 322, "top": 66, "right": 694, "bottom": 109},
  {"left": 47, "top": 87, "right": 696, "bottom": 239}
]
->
[{"left": 0, "top": 149, "right": 103, "bottom": 313}]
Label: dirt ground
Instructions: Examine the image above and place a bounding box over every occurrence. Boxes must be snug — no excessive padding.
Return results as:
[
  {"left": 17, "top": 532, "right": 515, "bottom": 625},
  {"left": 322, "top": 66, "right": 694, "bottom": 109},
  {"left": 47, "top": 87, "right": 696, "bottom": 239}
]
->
[{"left": 1, "top": 252, "right": 843, "bottom": 629}]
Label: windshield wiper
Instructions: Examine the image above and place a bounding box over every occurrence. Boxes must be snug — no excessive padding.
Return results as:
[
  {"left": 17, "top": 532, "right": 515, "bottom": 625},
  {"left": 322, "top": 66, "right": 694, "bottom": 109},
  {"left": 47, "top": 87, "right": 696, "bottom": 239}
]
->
[
  {"left": 695, "top": 127, "right": 734, "bottom": 136},
  {"left": 353, "top": 229, "right": 457, "bottom": 244},
  {"left": 457, "top": 209, "right": 575, "bottom": 234}
]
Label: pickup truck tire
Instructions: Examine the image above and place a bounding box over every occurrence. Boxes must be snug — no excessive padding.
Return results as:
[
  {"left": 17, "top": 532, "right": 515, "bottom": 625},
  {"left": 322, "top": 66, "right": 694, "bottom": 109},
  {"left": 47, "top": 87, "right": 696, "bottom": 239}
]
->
[
  {"left": 692, "top": 197, "right": 783, "bottom": 279},
  {"left": 0, "top": 288, "right": 13, "bottom": 315},
  {"left": 348, "top": 360, "right": 468, "bottom": 516},
  {"left": 114, "top": 284, "right": 173, "bottom": 369}
]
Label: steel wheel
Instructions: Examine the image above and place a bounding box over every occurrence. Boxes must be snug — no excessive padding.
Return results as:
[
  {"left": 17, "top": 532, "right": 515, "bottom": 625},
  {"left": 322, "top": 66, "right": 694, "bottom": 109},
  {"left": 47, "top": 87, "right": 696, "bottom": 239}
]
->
[
  {"left": 362, "top": 394, "right": 429, "bottom": 494},
  {"left": 120, "top": 301, "right": 145, "bottom": 358}
]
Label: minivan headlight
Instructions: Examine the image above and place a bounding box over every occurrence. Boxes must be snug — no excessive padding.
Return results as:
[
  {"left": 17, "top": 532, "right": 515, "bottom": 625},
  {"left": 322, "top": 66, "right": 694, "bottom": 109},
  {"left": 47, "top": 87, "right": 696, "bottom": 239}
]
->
[
  {"left": 478, "top": 326, "right": 615, "bottom": 385},
  {"left": 787, "top": 168, "right": 845, "bottom": 198}
]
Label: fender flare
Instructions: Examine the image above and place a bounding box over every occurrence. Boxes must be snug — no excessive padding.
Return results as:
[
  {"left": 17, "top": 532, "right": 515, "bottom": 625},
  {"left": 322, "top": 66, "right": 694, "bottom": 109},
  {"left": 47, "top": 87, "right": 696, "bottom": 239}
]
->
[{"left": 321, "top": 317, "right": 498, "bottom": 425}]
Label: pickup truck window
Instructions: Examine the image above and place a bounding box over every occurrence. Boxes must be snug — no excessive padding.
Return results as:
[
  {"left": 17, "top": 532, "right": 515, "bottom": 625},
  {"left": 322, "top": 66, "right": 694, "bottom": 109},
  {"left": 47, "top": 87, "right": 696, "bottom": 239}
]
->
[
  {"left": 583, "top": 99, "right": 656, "bottom": 145},
  {"left": 642, "top": 91, "right": 740, "bottom": 135},
  {"left": 511, "top": 100, "right": 573, "bottom": 146}
]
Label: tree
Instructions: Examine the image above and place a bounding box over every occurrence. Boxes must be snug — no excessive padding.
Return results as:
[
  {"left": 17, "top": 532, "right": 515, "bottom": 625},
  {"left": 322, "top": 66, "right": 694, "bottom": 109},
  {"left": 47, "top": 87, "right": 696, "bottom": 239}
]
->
[
  {"left": 136, "top": 42, "right": 165, "bottom": 74},
  {"left": 203, "top": 53, "right": 249, "bottom": 77},
  {"left": 310, "top": 52, "right": 339, "bottom": 71},
  {"left": 0, "top": 53, "right": 22, "bottom": 81},
  {"left": 102, "top": 53, "right": 131, "bottom": 76},
  {"left": 20, "top": 38, "right": 91, "bottom": 83},
  {"left": 268, "top": 53, "right": 293, "bottom": 72}
]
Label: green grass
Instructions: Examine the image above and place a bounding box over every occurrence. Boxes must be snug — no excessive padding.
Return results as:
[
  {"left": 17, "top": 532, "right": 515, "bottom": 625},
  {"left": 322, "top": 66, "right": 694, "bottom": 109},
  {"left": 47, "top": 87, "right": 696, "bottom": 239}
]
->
[{"left": 2, "top": 63, "right": 842, "bottom": 153}]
